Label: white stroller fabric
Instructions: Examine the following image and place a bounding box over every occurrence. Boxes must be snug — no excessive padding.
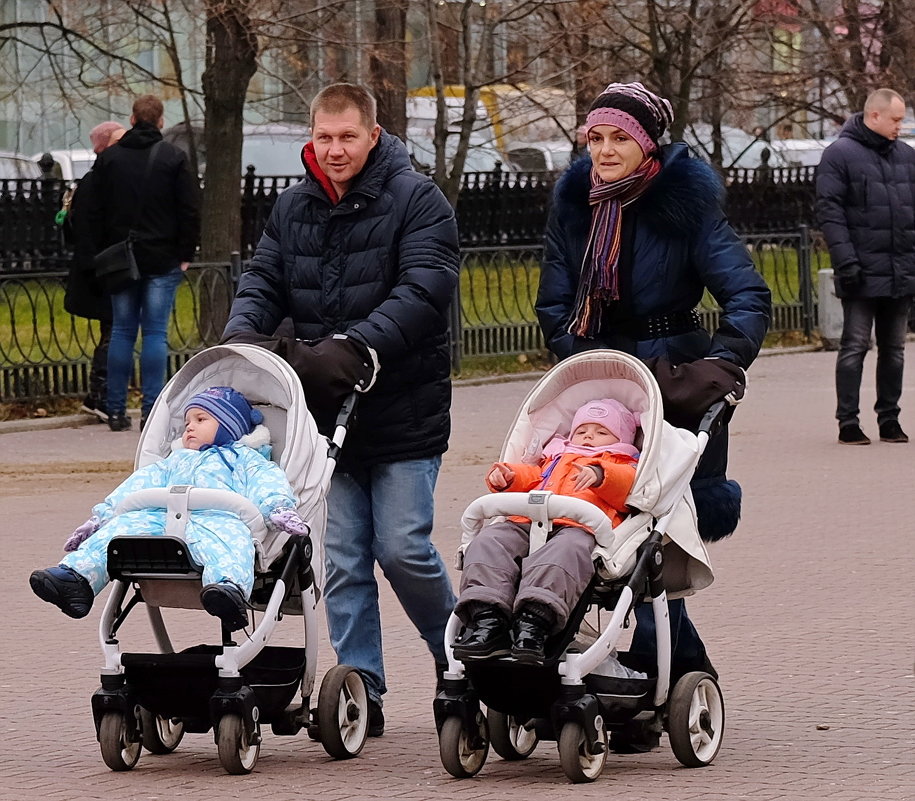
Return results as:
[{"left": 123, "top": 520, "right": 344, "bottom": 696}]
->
[
  {"left": 463, "top": 350, "right": 713, "bottom": 598},
  {"left": 136, "top": 344, "right": 329, "bottom": 591}
]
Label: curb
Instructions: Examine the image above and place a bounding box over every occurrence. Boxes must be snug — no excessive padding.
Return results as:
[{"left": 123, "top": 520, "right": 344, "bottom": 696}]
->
[{"left": 0, "top": 344, "right": 825, "bottom": 435}]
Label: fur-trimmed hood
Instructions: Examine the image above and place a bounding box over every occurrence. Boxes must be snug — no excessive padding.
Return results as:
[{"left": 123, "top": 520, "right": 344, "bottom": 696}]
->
[{"left": 554, "top": 142, "right": 725, "bottom": 235}]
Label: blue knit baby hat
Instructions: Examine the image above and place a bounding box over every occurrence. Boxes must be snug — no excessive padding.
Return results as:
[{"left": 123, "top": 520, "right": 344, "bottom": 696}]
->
[{"left": 184, "top": 386, "right": 264, "bottom": 446}]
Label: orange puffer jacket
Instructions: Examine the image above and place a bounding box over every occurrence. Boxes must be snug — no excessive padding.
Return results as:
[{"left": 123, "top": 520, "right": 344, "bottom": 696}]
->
[{"left": 486, "top": 451, "right": 638, "bottom": 531}]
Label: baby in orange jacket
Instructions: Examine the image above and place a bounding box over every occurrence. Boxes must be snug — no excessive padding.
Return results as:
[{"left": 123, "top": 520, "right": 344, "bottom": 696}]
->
[{"left": 453, "top": 398, "right": 639, "bottom": 666}]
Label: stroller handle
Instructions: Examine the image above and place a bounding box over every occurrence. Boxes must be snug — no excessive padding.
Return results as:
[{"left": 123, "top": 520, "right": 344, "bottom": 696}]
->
[{"left": 459, "top": 492, "right": 617, "bottom": 551}]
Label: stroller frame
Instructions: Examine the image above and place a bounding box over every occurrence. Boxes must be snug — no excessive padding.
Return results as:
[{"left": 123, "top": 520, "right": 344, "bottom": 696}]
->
[
  {"left": 85, "top": 345, "right": 372, "bottom": 774},
  {"left": 434, "top": 350, "right": 727, "bottom": 782}
]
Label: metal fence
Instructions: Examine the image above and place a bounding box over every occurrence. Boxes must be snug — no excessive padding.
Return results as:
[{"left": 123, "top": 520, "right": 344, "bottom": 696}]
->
[{"left": 1, "top": 229, "right": 829, "bottom": 403}]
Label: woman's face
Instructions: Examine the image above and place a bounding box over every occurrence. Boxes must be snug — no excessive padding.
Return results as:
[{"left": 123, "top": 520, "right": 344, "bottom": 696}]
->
[{"left": 588, "top": 124, "right": 645, "bottom": 182}]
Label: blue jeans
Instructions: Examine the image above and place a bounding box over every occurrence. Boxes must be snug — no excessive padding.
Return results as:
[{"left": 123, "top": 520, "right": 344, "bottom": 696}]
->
[
  {"left": 107, "top": 268, "right": 184, "bottom": 416},
  {"left": 630, "top": 599, "right": 712, "bottom": 682},
  {"left": 323, "top": 456, "right": 456, "bottom": 703},
  {"left": 836, "top": 297, "right": 911, "bottom": 427}
]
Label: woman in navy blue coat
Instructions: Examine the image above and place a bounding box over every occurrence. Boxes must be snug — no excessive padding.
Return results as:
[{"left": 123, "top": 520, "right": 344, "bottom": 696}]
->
[{"left": 537, "top": 83, "right": 771, "bottom": 750}]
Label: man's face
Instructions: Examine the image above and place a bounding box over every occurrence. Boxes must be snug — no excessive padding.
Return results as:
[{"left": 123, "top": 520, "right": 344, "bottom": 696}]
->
[
  {"left": 312, "top": 106, "right": 380, "bottom": 195},
  {"left": 866, "top": 97, "right": 906, "bottom": 140}
]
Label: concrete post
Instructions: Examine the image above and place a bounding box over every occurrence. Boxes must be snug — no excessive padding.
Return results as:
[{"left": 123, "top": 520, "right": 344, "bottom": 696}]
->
[{"left": 818, "top": 269, "right": 843, "bottom": 350}]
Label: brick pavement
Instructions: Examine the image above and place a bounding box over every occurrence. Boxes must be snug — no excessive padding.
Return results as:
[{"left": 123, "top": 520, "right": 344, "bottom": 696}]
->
[{"left": 1, "top": 346, "right": 913, "bottom": 800}]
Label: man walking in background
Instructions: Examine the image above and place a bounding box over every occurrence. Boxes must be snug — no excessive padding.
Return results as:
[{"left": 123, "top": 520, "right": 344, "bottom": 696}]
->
[
  {"left": 816, "top": 87, "right": 915, "bottom": 445},
  {"left": 64, "top": 121, "right": 126, "bottom": 422}
]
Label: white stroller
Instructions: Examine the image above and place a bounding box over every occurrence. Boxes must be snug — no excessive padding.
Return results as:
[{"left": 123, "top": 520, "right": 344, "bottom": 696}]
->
[
  {"left": 434, "top": 349, "right": 725, "bottom": 783},
  {"left": 91, "top": 343, "right": 375, "bottom": 774}
]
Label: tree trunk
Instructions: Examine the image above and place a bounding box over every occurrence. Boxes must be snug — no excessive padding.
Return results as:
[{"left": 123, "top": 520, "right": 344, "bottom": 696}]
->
[
  {"left": 199, "top": 1, "right": 257, "bottom": 341},
  {"left": 371, "top": 0, "right": 407, "bottom": 140}
]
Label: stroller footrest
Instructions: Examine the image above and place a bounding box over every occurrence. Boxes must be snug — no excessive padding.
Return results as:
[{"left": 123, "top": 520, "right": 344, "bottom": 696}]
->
[{"left": 108, "top": 536, "right": 203, "bottom": 580}]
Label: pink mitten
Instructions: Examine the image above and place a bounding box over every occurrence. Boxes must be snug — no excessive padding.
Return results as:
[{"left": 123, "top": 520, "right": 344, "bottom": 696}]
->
[
  {"left": 64, "top": 515, "right": 101, "bottom": 552},
  {"left": 269, "top": 508, "right": 310, "bottom": 537}
]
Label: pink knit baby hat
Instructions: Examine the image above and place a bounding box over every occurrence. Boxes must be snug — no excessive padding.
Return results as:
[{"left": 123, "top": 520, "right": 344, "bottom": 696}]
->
[{"left": 570, "top": 398, "right": 640, "bottom": 445}]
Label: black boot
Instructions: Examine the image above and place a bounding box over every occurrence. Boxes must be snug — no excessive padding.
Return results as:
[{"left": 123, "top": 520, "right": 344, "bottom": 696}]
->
[
  {"left": 453, "top": 605, "right": 511, "bottom": 661},
  {"left": 510, "top": 604, "right": 554, "bottom": 665}
]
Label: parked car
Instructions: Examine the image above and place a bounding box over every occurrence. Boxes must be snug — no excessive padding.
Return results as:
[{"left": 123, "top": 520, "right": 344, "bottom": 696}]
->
[
  {"left": 678, "top": 124, "right": 790, "bottom": 169},
  {"left": 0, "top": 151, "right": 43, "bottom": 179},
  {"left": 405, "top": 127, "right": 510, "bottom": 174},
  {"left": 31, "top": 149, "right": 95, "bottom": 181},
  {"left": 504, "top": 141, "right": 573, "bottom": 172},
  {"left": 767, "top": 138, "right": 834, "bottom": 168},
  {"left": 163, "top": 122, "right": 311, "bottom": 176}
]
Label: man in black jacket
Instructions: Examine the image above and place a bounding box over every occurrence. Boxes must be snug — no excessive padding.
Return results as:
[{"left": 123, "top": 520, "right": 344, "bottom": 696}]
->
[
  {"left": 89, "top": 94, "right": 200, "bottom": 431},
  {"left": 63, "top": 121, "right": 125, "bottom": 421},
  {"left": 223, "top": 83, "right": 460, "bottom": 735},
  {"left": 816, "top": 88, "right": 915, "bottom": 445}
]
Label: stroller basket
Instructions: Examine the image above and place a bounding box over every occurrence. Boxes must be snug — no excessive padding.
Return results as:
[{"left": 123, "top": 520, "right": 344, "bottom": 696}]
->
[{"left": 122, "top": 644, "right": 307, "bottom": 725}]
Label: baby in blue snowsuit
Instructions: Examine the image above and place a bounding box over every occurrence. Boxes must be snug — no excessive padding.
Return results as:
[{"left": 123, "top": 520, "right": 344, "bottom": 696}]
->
[{"left": 29, "top": 386, "right": 308, "bottom": 631}]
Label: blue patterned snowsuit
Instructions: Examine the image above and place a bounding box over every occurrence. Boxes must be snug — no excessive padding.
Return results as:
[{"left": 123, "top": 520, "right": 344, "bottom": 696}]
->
[{"left": 60, "top": 444, "right": 298, "bottom": 597}]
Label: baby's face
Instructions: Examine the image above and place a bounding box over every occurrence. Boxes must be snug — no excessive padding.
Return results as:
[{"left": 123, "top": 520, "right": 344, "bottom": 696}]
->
[
  {"left": 571, "top": 422, "right": 619, "bottom": 447},
  {"left": 182, "top": 408, "right": 219, "bottom": 450}
]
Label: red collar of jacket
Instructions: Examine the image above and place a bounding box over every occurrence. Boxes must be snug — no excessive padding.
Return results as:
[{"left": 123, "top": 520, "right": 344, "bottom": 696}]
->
[{"left": 301, "top": 142, "right": 339, "bottom": 205}]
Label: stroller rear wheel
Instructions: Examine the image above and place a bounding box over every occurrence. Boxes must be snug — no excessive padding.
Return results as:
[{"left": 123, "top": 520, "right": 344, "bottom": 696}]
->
[
  {"left": 139, "top": 708, "right": 184, "bottom": 754},
  {"left": 558, "top": 721, "right": 607, "bottom": 783},
  {"left": 317, "top": 665, "right": 369, "bottom": 759},
  {"left": 486, "top": 709, "right": 538, "bottom": 760},
  {"left": 99, "top": 711, "right": 141, "bottom": 771},
  {"left": 667, "top": 671, "right": 724, "bottom": 767},
  {"left": 439, "top": 713, "right": 489, "bottom": 778},
  {"left": 216, "top": 713, "right": 260, "bottom": 775}
]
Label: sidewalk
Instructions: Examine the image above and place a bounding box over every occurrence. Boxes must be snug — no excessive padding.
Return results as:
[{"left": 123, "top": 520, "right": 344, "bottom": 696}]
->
[{"left": 1, "top": 345, "right": 913, "bottom": 800}]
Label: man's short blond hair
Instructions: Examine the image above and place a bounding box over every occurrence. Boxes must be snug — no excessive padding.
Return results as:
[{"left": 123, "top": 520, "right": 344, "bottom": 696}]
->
[
  {"left": 864, "top": 88, "right": 904, "bottom": 114},
  {"left": 310, "top": 83, "right": 377, "bottom": 130}
]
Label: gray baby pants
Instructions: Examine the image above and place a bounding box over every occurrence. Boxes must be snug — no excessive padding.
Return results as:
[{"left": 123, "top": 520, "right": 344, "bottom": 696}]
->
[{"left": 457, "top": 521, "right": 596, "bottom": 632}]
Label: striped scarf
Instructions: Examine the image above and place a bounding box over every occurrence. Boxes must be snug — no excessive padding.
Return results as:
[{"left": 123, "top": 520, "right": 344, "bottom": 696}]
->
[{"left": 568, "top": 157, "right": 661, "bottom": 337}]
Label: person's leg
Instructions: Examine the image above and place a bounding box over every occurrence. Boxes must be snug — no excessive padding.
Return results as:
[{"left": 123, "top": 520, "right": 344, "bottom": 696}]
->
[
  {"left": 185, "top": 520, "right": 257, "bottom": 598},
  {"left": 836, "top": 298, "right": 876, "bottom": 429},
  {"left": 370, "top": 456, "right": 456, "bottom": 668},
  {"left": 515, "top": 526, "right": 595, "bottom": 631},
  {"left": 107, "top": 284, "right": 143, "bottom": 418},
  {"left": 456, "top": 520, "right": 528, "bottom": 621},
  {"left": 873, "top": 296, "right": 911, "bottom": 426},
  {"left": 137, "top": 268, "right": 184, "bottom": 417},
  {"left": 323, "top": 470, "right": 386, "bottom": 702},
  {"left": 630, "top": 598, "right": 713, "bottom": 680},
  {"left": 89, "top": 318, "right": 112, "bottom": 407}
]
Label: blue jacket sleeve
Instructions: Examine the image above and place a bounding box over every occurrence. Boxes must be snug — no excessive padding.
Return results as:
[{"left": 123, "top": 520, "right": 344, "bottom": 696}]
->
[
  {"left": 91, "top": 458, "right": 171, "bottom": 524},
  {"left": 691, "top": 213, "right": 772, "bottom": 368},
  {"left": 536, "top": 203, "right": 578, "bottom": 360},
  {"left": 814, "top": 146, "right": 859, "bottom": 276},
  {"left": 223, "top": 195, "right": 290, "bottom": 339},
  {"left": 234, "top": 450, "right": 299, "bottom": 521}
]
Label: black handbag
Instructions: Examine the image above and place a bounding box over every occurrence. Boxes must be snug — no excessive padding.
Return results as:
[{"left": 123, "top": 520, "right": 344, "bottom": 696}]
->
[{"left": 93, "top": 141, "right": 162, "bottom": 294}]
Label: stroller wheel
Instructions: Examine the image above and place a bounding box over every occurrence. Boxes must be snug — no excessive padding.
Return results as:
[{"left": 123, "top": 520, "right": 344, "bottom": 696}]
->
[
  {"left": 439, "top": 713, "right": 489, "bottom": 778},
  {"left": 487, "top": 709, "right": 538, "bottom": 760},
  {"left": 667, "top": 671, "right": 725, "bottom": 767},
  {"left": 558, "top": 721, "right": 607, "bottom": 783},
  {"left": 99, "top": 711, "right": 141, "bottom": 771},
  {"left": 139, "top": 708, "right": 184, "bottom": 754},
  {"left": 216, "top": 713, "right": 260, "bottom": 775},
  {"left": 317, "top": 665, "right": 368, "bottom": 759}
]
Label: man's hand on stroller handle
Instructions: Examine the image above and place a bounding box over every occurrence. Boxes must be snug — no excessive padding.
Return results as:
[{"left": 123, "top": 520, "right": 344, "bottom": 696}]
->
[
  {"left": 269, "top": 508, "right": 310, "bottom": 537},
  {"left": 487, "top": 463, "right": 515, "bottom": 490},
  {"left": 63, "top": 515, "right": 101, "bottom": 552}
]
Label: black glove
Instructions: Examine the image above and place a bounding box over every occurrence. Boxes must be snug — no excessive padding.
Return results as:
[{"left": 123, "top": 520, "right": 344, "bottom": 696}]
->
[
  {"left": 836, "top": 265, "right": 863, "bottom": 295},
  {"left": 642, "top": 356, "right": 746, "bottom": 430}
]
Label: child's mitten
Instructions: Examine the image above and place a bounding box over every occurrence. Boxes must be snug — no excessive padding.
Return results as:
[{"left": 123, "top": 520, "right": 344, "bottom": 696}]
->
[
  {"left": 64, "top": 515, "right": 101, "bottom": 552},
  {"left": 269, "top": 508, "right": 310, "bottom": 536}
]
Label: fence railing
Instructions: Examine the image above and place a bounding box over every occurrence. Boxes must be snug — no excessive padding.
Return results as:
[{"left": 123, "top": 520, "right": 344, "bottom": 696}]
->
[
  {"left": 1, "top": 163, "right": 820, "bottom": 272},
  {"left": 0, "top": 229, "right": 828, "bottom": 403}
]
